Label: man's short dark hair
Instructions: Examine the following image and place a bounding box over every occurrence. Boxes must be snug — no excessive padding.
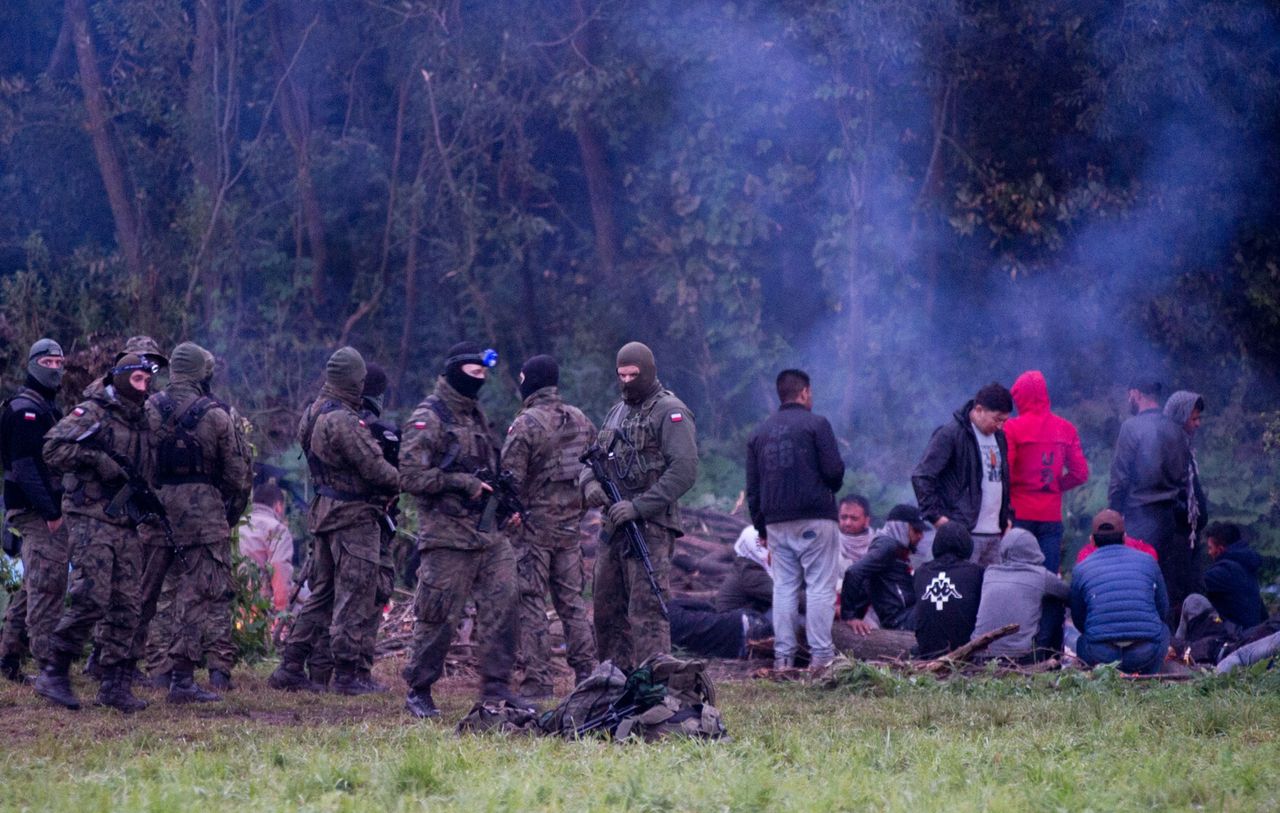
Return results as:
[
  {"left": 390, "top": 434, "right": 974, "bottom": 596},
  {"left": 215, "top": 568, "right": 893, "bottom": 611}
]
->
[
  {"left": 1128, "top": 376, "right": 1163, "bottom": 398},
  {"left": 254, "top": 482, "right": 284, "bottom": 507},
  {"left": 1093, "top": 530, "right": 1124, "bottom": 547},
  {"left": 776, "top": 369, "right": 811, "bottom": 403},
  {"left": 1204, "top": 522, "right": 1241, "bottom": 547},
  {"left": 839, "top": 494, "right": 870, "bottom": 516},
  {"left": 975, "top": 382, "right": 1013, "bottom": 413}
]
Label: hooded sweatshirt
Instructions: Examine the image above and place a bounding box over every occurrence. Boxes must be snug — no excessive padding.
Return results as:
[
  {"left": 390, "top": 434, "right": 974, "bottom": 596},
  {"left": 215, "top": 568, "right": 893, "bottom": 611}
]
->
[
  {"left": 970, "top": 528, "right": 1069, "bottom": 657},
  {"left": 840, "top": 521, "right": 916, "bottom": 629},
  {"left": 1163, "top": 390, "right": 1208, "bottom": 539},
  {"left": 912, "top": 525, "right": 985, "bottom": 658},
  {"left": 1003, "top": 371, "right": 1089, "bottom": 523}
]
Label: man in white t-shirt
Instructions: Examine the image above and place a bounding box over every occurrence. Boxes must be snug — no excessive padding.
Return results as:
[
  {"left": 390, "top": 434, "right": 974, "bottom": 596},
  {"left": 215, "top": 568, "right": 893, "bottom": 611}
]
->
[{"left": 911, "top": 383, "right": 1013, "bottom": 567}]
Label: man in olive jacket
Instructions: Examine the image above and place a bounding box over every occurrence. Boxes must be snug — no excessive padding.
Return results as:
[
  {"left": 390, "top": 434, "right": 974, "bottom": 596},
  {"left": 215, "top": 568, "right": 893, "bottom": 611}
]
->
[{"left": 580, "top": 342, "right": 698, "bottom": 671}]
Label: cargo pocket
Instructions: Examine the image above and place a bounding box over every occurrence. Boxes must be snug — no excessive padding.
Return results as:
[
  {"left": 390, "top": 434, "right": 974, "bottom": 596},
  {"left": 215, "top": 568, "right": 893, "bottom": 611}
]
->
[{"left": 414, "top": 579, "right": 452, "bottom": 625}]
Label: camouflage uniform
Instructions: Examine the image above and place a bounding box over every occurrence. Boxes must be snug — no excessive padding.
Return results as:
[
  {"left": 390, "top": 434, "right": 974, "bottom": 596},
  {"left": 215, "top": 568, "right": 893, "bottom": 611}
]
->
[
  {"left": 273, "top": 348, "right": 399, "bottom": 690},
  {"left": 501, "top": 386, "right": 597, "bottom": 693},
  {"left": 0, "top": 377, "right": 67, "bottom": 670},
  {"left": 129, "top": 344, "right": 250, "bottom": 699},
  {"left": 42, "top": 382, "right": 151, "bottom": 673},
  {"left": 400, "top": 376, "right": 517, "bottom": 696},
  {"left": 581, "top": 348, "right": 698, "bottom": 671},
  {"left": 357, "top": 400, "right": 400, "bottom": 679}
]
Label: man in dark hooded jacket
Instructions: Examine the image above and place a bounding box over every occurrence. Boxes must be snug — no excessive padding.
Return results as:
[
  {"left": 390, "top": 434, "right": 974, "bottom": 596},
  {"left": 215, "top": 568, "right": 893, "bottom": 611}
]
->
[
  {"left": 1201, "top": 522, "right": 1266, "bottom": 629},
  {"left": 841, "top": 504, "right": 928, "bottom": 633},
  {"left": 970, "top": 528, "right": 1069, "bottom": 661},
  {"left": 912, "top": 383, "right": 1013, "bottom": 567},
  {"left": 912, "top": 523, "right": 984, "bottom": 658},
  {"left": 1162, "top": 390, "right": 1208, "bottom": 615}
]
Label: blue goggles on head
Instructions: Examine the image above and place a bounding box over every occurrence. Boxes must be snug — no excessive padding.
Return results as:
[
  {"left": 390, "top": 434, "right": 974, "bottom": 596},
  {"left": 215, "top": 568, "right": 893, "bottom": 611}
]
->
[{"left": 446, "top": 349, "right": 498, "bottom": 369}]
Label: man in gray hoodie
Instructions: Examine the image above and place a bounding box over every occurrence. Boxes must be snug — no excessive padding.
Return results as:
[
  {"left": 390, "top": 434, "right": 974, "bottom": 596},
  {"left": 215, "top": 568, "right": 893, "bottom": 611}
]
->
[{"left": 970, "top": 528, "right": 1069, "bottom": 661}]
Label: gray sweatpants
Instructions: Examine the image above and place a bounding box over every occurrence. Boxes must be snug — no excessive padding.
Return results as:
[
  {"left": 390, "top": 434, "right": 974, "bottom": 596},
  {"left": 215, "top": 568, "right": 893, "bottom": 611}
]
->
[{"left": 768, "top": 518, "right": 841, "bottom": 665}]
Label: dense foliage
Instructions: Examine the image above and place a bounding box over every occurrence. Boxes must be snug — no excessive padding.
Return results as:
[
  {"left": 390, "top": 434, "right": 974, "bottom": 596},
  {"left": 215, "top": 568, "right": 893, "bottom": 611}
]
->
[{"left": 1, "top": 1, "right": 1278, "bottom": 557}]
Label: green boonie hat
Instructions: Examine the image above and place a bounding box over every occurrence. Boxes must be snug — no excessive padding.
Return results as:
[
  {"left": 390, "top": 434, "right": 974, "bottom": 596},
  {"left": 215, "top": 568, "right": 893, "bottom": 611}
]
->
[{"left": 116, "top": 335, "right": 169, "bottom": 367}]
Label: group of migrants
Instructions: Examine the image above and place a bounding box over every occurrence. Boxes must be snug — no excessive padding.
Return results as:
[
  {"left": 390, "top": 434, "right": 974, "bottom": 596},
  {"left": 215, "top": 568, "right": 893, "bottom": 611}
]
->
[
  {"left": 1, "top": 335, "right": 697, "bottom": 718},
  {"left": 720, "top": 370, "right": 1275, "bottom": 676},
  {"left": 3, "top": 335, "right": 1276, "bottom": 719}
]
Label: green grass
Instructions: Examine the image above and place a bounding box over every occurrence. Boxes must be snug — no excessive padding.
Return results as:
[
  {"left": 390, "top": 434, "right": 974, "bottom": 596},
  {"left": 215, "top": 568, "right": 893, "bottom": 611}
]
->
[{"left": 2, "top": 662, "right": 1279, "bottom": 812}]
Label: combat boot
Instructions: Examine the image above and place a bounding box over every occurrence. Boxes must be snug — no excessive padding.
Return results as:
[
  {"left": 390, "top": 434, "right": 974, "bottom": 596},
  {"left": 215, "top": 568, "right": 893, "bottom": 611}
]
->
[
  {"left": 168, "top": 668, "right": 222, "bottom": 704},
  {"left": 0, "top": 653, "right": 28, "bottom": 684},
  {"left": 268, "top": 662, "right": 322, "bottom": 692},
  {"left": 355, "top": 667, "right": 389, "bottom": 693},
  {"left": 481, "top": 680, "right": 538, "bottom": 713},
  {"left": 308, "top": 665, "right": 332, "bottom": 691},
  {"left": 208, "top": 669, "right": 233, "bottom": 692},
  {"left": 34, "top": 653, "right": 81, "bottom": 710},
  {"left": 96, "top": 665, "right": 148, "bottom": 714},
  {"left": 332, "top": 666, "right": 380, "bottom": 696},
  {"left": 404, "top": 689, "right": 440, "bottom": 719},
  {"left": 148, "top": 669, "right": 173, "bottom": 689}
]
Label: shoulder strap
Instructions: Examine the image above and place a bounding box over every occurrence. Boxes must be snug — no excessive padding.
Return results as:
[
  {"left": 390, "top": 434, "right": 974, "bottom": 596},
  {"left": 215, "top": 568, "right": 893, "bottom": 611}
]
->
[
  {"left": 301, "top": 399, "right": 345, "bottom": 457},
  {"left": 427, "top": 395, "right": 455, "bottom": 426}
]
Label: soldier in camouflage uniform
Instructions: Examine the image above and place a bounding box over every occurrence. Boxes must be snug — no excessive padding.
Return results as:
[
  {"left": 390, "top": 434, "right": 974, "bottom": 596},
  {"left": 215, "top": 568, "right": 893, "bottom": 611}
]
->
[
  {"left": 129, "top": 342, "right": 251, "bottom": 704},
  {"left": 268, "top": 347, "right": 399, "bottom": 695},
  {"left": 501, "top": 355, "right": 597, "bottom": 699},
  {"left": 580, "top": 342, "right": 698, "bottom": 671},
  {"left": 34, "top": 354, "right": 157, "bottom": 712},
  {"left": 399, "top": 342, "right": 523, "bottom": 719},
  {"left": 0, "top": 339, "right": 68, "bottom": 683},
  {"left": 355, "top": 363, "right": 400, "bottom": 690}
]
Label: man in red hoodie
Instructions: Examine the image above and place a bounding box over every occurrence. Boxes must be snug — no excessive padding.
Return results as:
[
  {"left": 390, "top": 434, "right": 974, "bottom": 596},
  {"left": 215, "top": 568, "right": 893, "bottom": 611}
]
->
[{"left": 1004, "top": 371, "right": 1089, "bottom": 575}]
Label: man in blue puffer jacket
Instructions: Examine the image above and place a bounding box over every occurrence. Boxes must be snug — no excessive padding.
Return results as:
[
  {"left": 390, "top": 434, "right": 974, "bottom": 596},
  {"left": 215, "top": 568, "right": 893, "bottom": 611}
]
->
[{"left": 1071, "top": 509, "right": 1171, "bottom": 675}]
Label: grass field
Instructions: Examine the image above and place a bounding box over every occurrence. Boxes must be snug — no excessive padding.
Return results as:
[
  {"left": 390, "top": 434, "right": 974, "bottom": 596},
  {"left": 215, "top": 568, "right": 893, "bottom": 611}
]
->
[{"left": 1, "top": 659, "right": 1278, "bottom": 812}]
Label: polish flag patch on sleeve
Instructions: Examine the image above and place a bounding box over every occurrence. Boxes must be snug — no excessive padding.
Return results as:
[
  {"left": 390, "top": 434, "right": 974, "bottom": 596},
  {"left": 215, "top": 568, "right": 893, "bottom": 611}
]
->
[
  {"left": 413, "top": 421, "right": 427, "bottom": 430},
  {"left": 73, "top": 407, "right": 85, "bottom": 416},
  {"left": 670, "top": 412, "right": 684, "bottom": 423},
  {"left": 22, "top": 412, "right": 37, "bottom": 421}
]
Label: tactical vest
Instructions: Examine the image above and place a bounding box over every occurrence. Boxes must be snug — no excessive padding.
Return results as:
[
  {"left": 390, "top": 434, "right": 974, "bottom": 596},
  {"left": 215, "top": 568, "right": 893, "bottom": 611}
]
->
[
  {"left": 598, "top": 393, "right": 670, "bottom": 498},
  {"left": 419, "top": 395, "right": 497, "bottom": 516},
  {"left": 521, "top": 403, "right": 593, "bottom": 487},
  {"left": 1, "top": 387, "right": 62, "bottom": 511},
  {"left": 152, "top": 391, "right": 225, "bottom": 486},
  {"left": 301, "top": 399, "right": 373, "bottom": 501}
]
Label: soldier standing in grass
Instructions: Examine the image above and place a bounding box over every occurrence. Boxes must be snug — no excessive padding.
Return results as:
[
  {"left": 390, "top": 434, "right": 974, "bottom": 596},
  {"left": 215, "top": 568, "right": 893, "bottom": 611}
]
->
[
  {"left": 129, "top": 342, "right": 251, "bottom": 704},
  {"left": 580, "top": 342, "right": 698, "bottom": 671},
  {"left": 35, "top": 354, "right": 156, "bottom": 712},
  {"left": 501, "top": 355, "right": 597, "bottom": 699},
  {"left": 268, "top": 347, "right": 399, "bottom": 695},
  {"left": 0, "top": 339, "right": 67, "bottom": 684},
  {"left": 399, "top": 342, "right": 524, "bottom": 719}
]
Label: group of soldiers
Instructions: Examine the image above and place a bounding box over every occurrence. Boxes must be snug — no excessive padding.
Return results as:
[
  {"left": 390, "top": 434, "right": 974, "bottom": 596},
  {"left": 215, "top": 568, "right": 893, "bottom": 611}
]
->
[{"left": 1, "top": 335, "right": 699, "bottom": 718}]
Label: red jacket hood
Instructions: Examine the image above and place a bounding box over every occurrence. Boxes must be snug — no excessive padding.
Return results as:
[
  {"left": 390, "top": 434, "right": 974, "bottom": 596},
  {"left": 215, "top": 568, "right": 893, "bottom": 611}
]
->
[{"left": 1011, "top": 370, "right": 1050, "bottom": 415}]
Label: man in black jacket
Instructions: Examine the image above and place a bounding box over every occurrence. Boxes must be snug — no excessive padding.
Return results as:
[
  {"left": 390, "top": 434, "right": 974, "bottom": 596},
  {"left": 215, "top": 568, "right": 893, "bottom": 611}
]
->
[
  {"left": 1108, "top": 376, "right": 1190, "bottom": 621},
  {"left": 911, "top": 383, "right": 1013, "bottom": 567},
  {"left": 746, "top": 369, "right": 844, "bottom": 669},
  {"left": 1202, "top": 523, "right": 1267, "bottom": 629},
  {"left": 912, "top": 523, "right": 984, "bottom": 657},
  {"left": 841, "top": 504, "right": 928, "bottom": 632},
  {"left": 0, "top": 339, "right": 67, "bottom": 683}
]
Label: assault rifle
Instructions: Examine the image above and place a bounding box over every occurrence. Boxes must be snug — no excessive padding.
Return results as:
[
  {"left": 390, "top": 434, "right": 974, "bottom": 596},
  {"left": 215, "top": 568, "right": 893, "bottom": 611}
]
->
[
  {"left": 474, "top": 468, "right": 530, "bottom": 533},
  {"left": 579, "top": 444, "right": 669, "bottom": 620},
  {"left": 76, "top": 424, "right": 188, "bottom": 568}
]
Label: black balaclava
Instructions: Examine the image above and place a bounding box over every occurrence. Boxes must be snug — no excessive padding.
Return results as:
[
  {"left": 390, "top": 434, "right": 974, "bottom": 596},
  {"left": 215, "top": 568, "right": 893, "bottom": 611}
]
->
[
  {"left": 27, "top": 338, "right": 64, "bottom": 392},
  {"left": 444, "top": 341, "right": 486, "bottom": 400},
  {"left": 616, "top": 341, "right": 657, "bottom": 405},
  {"left": 519, "top": 355, "right": 559, "bottom": 400},
  {"left": 363, "top": 362, "right": 388, "bottom": 415},
  {"left": 111, "top": 353, "right": 153, "bottom": 405}
]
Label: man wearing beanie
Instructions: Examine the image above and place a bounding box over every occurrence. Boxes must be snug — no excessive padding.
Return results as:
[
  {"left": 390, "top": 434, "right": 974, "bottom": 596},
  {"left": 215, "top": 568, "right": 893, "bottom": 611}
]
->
[
  {"left": 35, "top": 352, "right": 156, "bottom": 711},
  {"left": 269, "top": 347, "right": 399, "bottom": 696},
  {"left": 579, "top": 341, "right": 698, "bottom": 670},
  {"left": 501, "top": 354, "right": 598, "bottom": 699},
  {"left": 0, "top": 339, "right": 68, "bottom": 683},
  {"left": 400, "top": 342, "right": 524, "bottom": 718},
  {"left": 128, "top": 342, "right": 251, "bottom": 704},
  {"left": 912, "top": 382, "right": 1014, "bottom": 567}
]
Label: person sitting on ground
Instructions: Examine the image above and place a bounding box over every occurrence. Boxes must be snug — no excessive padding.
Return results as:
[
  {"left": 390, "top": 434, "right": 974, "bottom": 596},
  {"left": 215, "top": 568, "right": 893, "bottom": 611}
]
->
[
  {"left": 1070, "top": 509, "right": 1170, "bottom": 675},
  {"left": 1201, "top": 522, "right": 1267, "bottom": 629},
  {"left": 669, "top": 597, "right": 773, "bottom": 660},
  {"left": 841, "top": 504, "right": 928, "bottom": 634},
  {"left": 714, "top": 526, "right": 779, "bottom": 614},
  {"left": 970, "top": 527, "right": 1069, "bottom": 663},
  {"left": 912, "top": 523, "right": 984, "bottom": 658},
  {"left": 237, "top": 482, "right": 295, "bottom": 615},
  {"left": 838, "top": 494, "right": 874, "bottom": 565}
]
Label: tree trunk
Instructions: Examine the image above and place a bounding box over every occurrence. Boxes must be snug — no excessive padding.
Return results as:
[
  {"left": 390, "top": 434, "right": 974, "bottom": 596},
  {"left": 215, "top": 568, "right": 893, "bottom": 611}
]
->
[
  {"left": 574, "top": 113, "right": 619, "bottom": 280},
  {"left": 831, "top": 626, "right": 917, "bottom": 660},
  {"left": 65, "top": 0, "right": 146, "bottom": 282}
]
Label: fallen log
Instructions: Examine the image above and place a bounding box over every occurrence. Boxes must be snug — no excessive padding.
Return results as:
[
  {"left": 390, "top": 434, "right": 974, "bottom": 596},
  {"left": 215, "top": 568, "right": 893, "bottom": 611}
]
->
[
  {"left": 919, "top": 623, "right": 1020, "bottom": 673},
  {"left": 831, "top": 625, "right": 918, "bottom": 661}
]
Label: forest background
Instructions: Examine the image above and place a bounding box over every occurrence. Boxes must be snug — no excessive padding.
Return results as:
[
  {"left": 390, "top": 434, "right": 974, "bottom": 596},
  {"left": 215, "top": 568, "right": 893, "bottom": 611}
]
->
[{"left": 1, "top": 0, "right": 1279, "bottom": 567}]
